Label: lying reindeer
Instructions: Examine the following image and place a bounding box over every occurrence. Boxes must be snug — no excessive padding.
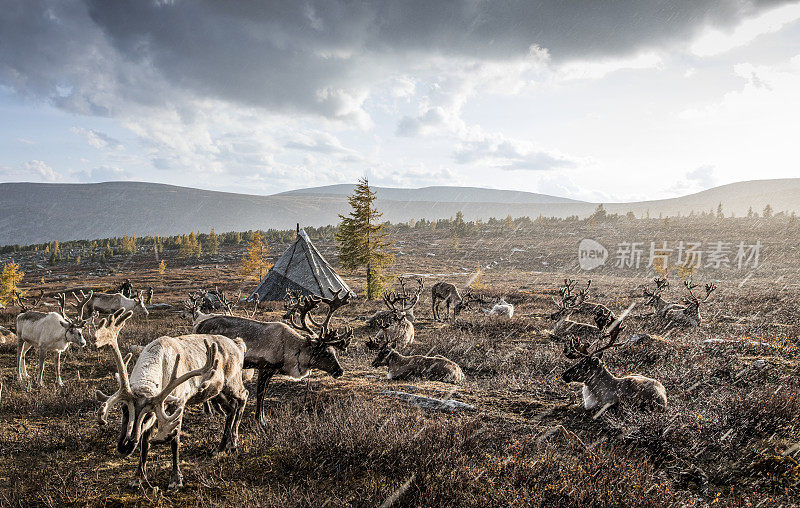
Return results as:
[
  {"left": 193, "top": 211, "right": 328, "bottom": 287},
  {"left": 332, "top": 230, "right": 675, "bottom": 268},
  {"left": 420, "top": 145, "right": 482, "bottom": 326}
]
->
[
  {"left": 16, "top": 291, "right": 91, "bottom": 386},
  {"left": 562, "top": 324, "right": 667, "bottom": 412},
  {"left": 549, "top": 279, "right": 610, "bottom": 342},
  {"left": 372, "top": 346, "right": 464, "bottom": 384},
  {"left": 366, "top": 288, "right": 420, "bottom": 350},
  {"left": 663, "top": 281, "right": 716, "bottom": 329},
  {"left": 483, "top": 297, "right": 514, "bottom": 318},
  {"left": 367, "top": 276, "right": 423, "bottom": 327},
  {"left": 642, "top": 277, "right": 680, "bottom": 320},
  {"left": 194, "top": 288, "right": 352, "bottom": 427},
  {"left": 95, "top": 309, "right": 248, "bottom": 489}
]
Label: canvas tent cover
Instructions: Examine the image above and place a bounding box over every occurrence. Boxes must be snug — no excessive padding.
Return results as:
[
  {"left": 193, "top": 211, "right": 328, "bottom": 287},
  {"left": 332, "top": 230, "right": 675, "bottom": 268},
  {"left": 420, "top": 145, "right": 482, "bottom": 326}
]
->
[{"left": 250, "top": 229, "right": 355, "bottom": 302}]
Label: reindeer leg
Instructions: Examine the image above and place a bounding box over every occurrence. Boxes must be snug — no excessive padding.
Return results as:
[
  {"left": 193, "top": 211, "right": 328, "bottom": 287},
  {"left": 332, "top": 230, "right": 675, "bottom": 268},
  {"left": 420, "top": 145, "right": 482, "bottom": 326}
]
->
[
  {"left": 212, "top": 394, "right": 235, "bottom": 454},
  {"left": 36, "top": 349, "right": 46, "bottom": 387},
  {"left": 17, "top": 341, "right": 31, "bottom": 383},
  {"left": 167, "top": 433, "right": 184, "bottom": 490},
  {"left": 231, "top": 388, "right": 247, "bottom": 450},
  {"left": 130, "top": 428, "right": 152, "bottom": 488},
  {"left": 56, "top": 351, "right": 64, "bottom": 387},
  {"left": 255, "top": 368, "right": 275, "bottom": 428}
]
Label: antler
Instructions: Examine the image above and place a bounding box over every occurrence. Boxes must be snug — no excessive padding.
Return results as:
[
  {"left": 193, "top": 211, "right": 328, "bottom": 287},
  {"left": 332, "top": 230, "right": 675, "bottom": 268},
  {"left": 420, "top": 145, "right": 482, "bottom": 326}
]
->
[
  {"left": 703, "top": 282, "right": 717, "bottom": 301},
  {"left": 94, "top": 309, "right": 135, "bottom": 425},
  {"left": 55, "top": 292, "right": 68, "bottom": 318},
  {"left": 71, "top": 290, "right": 93, "bottom": 321},
  {"left": 149, "top": 340, "right": 219, "bottom": 440},
  {"left": 397, "top": 276, "right": 424, "bottom": 310},
  {"left": 284, "top": 288, "right": 352, "bottom": 348},
  {"left": 13, "top": 289, "right": 45, "bottom": 312}
]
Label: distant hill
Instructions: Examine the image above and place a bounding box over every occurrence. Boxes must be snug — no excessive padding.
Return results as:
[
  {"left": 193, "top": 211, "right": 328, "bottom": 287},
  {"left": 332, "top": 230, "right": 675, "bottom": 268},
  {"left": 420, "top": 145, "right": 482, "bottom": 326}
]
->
[
  {"left": 0, "top": 179, "right": 797, "bottom": 245},
  {"left": 278, "top": 184, "right": 584, "bottom": 204}
]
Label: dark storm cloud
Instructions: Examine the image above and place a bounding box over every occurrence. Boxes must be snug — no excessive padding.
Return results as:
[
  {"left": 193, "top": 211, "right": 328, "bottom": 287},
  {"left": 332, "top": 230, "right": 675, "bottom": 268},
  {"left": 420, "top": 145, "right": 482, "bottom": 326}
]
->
[{"left": 0, "top": 0, "right": 791, "bottom": 121}]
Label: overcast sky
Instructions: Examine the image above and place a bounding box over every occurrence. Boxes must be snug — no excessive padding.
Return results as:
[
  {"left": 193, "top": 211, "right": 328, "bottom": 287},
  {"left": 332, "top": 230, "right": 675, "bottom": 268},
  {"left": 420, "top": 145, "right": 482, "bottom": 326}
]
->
[{"left": 1, "top": 0, "right": 799, "bottom": 202}]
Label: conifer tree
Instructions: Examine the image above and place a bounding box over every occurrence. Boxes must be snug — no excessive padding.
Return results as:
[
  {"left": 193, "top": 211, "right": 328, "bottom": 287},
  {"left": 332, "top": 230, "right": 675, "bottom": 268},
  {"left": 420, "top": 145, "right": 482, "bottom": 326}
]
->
[
  {"left": 0, "top": 261, "right": 24, "bottom": 306},
  {"left": 207, "top": 228, "right": 219, "bottom": 255},
  {"left": 241, "top": 231, "right": 271, "bottom": 280},
  {"left": 336, "top": 177, "right": 394, "bottom": 299}
]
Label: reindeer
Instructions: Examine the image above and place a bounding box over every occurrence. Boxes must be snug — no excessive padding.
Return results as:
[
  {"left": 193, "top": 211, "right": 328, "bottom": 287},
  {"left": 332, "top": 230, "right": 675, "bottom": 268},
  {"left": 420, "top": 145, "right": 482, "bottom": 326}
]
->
[
  {"left": 194, "top": 288, "right": 352, "bottom": 427},
  {"left": 562, "top": 327, "right": 667, "bottom": 412},
  {"left": 367, "top": 276, "right": 423, "bottom": 327},
  {"left": 94, "top": 309, "right": 248, "bottom": 489},
  {"left": 16, "top": 291, "right": 91, "bottom": 386},
  {"left": 663, "top": 281, "right": 716, "bottom": 329},
  {"left": 549, "top": 279, "right": 610, "bottom": 342},
  {"left": 179, "top": 293, "right": 219, "bottom": 327},
  {"left": 643, "top": 277, "right": 681, "bottom": 319},
  {"left": 366, "top": 283, "right": 423, "bottom": 350},
  {"left": 431, "top": 282, "right": 473, "bottom": 321},
  {"left": 483, "top": 298, "right": 514, "bottom": 318},
  {"left": 372, "top": 346, "right": 464, "bottom": 384},
  {"left": 85, "top": 291, "right": 149, "bottom": 317}
]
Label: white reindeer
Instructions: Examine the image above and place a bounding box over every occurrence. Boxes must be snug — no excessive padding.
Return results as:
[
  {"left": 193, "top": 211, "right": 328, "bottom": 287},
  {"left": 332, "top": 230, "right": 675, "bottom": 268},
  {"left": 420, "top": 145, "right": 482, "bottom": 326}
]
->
[
  {"left": 95, "top": 309, "right": 248, "bottom": 489},
  {"left": 16, "top": 291, "right": 91, "bottom": 386},
  {"left": 484, "top": 298, "right": 514, "bottom": 318},
  {"left": 85, "top": 291, "right": 149, "bottom": 317}
]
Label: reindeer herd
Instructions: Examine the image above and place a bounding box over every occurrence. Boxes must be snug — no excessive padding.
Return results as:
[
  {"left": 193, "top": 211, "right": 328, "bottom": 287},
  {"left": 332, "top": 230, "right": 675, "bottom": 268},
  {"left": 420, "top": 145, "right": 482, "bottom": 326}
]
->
[{"left": 4, "top": 273, "right": 716, "bottom": 489}]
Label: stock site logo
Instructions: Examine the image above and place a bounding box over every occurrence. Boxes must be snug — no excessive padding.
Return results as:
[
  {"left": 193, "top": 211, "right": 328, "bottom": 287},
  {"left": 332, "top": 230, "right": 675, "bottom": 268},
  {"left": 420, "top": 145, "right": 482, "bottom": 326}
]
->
[{"left": 579, "top": 239, "right": 608, "bottom": 270}]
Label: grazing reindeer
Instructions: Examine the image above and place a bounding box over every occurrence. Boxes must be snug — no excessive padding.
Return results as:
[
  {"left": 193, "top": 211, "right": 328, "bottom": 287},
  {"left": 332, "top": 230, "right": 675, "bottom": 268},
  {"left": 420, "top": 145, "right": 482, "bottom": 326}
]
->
[
  {"left": 16, "top": 291, "right": 91, "bottom": 386},
  {"left": 372, "top": 346, "right": 464, "bottom": 383},
  {"left": 562, "top": 329, "right": 667, "bottom": 412},
  {"left": 95, "top": 309, "right": 248, "bottom": 489},
  {"left": 367, "top": 277, "right": 424, "bottom": 326},
  {"left": 431, "top": 282, "right": 473, "bottom": 321},
  {"left": 194, "top": 288, "right": 352, "bottom": 427},
  {"left": 86, "top": 291, "right": 149, "bottom": 317},
  {"left": 549, "top": 279, "right": 608, "bottom": 342},
  {"left": 643, "top": 277, "right": 680, "bottom": 319},
  {"left": 663, "top": 281, "right": 717, "bottom": 329}
]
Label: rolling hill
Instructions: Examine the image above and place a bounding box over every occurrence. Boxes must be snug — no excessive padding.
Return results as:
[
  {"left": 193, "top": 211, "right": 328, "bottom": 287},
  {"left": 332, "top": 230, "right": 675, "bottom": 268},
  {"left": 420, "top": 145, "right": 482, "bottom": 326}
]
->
[{"left": 0, "top": 179, "right": 797, "bottom": 245}]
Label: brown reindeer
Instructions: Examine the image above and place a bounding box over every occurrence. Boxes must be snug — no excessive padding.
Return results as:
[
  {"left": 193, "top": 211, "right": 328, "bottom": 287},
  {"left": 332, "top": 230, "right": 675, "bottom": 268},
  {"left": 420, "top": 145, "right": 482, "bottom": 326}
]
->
[
  {"left": 367, "top": 276, "right": 424, "bottom": 326},
  {"left": 549, "top": 279, "right": 606, "bottom": 342},
  {"left": 642, "top": 277, "right": 681, "bottom": 320},
  {"left": 663, "top": 281, "right": 716, "bottom": 329},
  {"left": 431, "top": 282, "right": 473, "bottom": 321},
  {"left": 366, "top": 283, "right": 423, "bottom": 350},
  {"left": 562, "top": 327, "right": 667, "bottom": 412},
  {"left": 372, "top": 346, "right": 464, "bottom": 383},
  {"left": 194, "top": 288, "right": 352, "bottom": 427}
]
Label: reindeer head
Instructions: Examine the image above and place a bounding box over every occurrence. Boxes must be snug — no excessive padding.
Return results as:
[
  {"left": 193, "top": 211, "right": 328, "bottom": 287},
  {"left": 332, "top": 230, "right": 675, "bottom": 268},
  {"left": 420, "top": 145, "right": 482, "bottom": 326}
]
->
[
  {"left": 371, "top": 345, "right": 395, "bottom": 367},
  {"left": 133, "top": 291, "right": 149, "bottom": 316},
  {"left": 681, "top": 280, "right": 716, "bottom": 308},
  {"left": 454, "top": 288, "right": 476, "bottom": 317},
  {"left": 95, "top": 309, "right": 218, "bottom": 455},
  {"left": 284, "top": 288, "right": 353, "bottom": 379},
  {"left": 396, "top": 276, "right": 424, "bottom": 322},
  {"left": 643, "top": 277, "right": 669, "bottom": 307},
  {"left": 55, "top": 292, "right": 88, "bottom": 348},
  {"left": 561, "top": 329, "right": 623, "bottom": 384}
]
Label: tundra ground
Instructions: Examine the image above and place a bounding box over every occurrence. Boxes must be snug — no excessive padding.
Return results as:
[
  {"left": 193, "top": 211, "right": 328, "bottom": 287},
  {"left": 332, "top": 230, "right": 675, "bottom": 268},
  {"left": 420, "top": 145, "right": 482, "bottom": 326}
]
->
[{"left": 1, "top": 224, "right": 798, "bottom": 506}]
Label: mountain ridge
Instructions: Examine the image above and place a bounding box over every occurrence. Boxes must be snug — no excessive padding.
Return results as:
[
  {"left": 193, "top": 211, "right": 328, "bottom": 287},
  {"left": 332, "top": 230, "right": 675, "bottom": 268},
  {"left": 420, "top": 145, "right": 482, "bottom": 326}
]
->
[{"left": 0, "top": 179, "right": 797, "bottom": 245}]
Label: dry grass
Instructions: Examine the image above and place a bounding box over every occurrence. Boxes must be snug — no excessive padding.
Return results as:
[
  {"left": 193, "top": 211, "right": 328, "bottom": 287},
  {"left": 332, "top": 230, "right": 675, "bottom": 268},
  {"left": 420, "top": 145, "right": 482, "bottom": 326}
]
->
[{"left": 1, "top": 225, "right": 799, "bottom": 506}]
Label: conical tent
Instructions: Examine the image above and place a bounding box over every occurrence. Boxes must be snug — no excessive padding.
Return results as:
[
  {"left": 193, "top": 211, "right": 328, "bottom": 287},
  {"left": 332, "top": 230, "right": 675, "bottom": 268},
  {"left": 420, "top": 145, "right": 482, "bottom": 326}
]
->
[{"left": 250, "top": 229, "right": 356, "bottom": 302}]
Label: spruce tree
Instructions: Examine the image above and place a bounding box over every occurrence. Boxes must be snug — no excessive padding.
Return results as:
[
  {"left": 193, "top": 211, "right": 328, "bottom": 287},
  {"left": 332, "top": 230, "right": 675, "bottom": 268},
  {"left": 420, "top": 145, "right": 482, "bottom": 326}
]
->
[{"left": 336, "top": 177, "right": 394, "bottom": 299}]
